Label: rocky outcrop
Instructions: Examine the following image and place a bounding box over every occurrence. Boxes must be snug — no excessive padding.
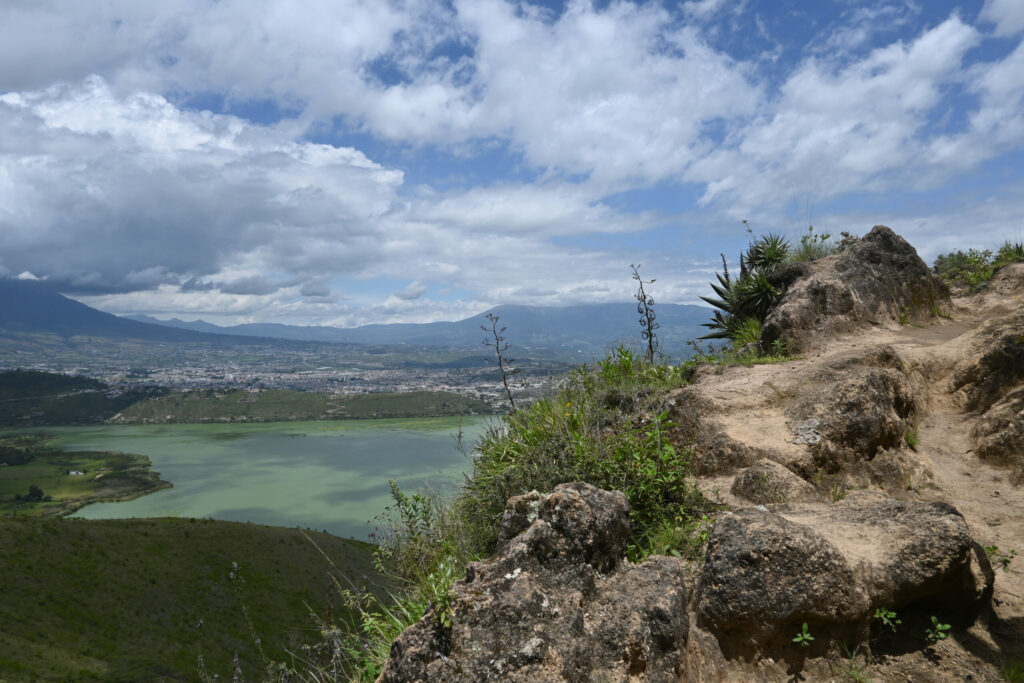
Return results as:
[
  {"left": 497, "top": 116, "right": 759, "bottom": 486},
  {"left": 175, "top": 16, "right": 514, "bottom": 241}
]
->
[
  {"left": 697, "top": 492, "right": 993, "bottom": 655},
  {"left": 951, "top": 310, "right": 1024, "bottom": 483},
  {"left": 762, "top": 226, "right": 949, "bottom": 353},
  {"left": 378, "top": 482, "right": 691, "bottom": 682},
  {"left": 789, "top": 346, "right": 918, "bottom": 467},
  {"left": 731, "top": 459, "right": 818, "bottom": 504},
  {"left": 951, "top": 310, "right": 1024, "bottom": 413}
]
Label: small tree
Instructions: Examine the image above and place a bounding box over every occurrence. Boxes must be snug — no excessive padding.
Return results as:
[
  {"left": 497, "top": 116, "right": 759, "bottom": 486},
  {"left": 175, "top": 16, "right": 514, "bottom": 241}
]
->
[
  {"left": 482, "top": 313, "right": 518, "bottom": 412},
  {"left": 26, "top": 484, "right": 44, "bottom": 501},
  {"left": 631, "top": 264, "right": 659, "bottom": 362}
]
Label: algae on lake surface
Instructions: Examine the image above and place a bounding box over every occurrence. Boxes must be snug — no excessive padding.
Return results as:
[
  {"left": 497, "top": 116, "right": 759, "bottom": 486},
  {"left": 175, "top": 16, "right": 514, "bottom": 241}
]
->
[{"left": 46, "top": 416, "right": 491, "bottom": 539}]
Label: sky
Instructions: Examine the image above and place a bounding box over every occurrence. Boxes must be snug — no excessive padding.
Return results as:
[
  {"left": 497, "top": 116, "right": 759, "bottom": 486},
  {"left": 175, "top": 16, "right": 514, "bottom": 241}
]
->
[{"left": 1, "top": 0, "right": 1023, "bottom": 327}]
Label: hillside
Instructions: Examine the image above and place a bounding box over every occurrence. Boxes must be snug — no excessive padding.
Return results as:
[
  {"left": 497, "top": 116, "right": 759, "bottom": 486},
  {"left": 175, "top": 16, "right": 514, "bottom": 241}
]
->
[
  {"left": 0, "top": 370, "right": 167, "bottom": 426},
  {"left": 110, "top": 388, "right": 497, "bottom": 423},
  {"left": 0, "top": 517, "right": 379, "bottom": 682},
  {"left": 372, "top": 227, "right": 1024, "bottom": 682}
]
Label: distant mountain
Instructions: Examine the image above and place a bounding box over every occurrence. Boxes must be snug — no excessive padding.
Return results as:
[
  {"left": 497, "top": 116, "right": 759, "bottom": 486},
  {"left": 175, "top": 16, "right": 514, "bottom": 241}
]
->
[
  {"left": 0, "top": 279, "right": 267, "bottom": 345},
  {"left": 130, "top": 302, "right": 714, "bottom": 358}
]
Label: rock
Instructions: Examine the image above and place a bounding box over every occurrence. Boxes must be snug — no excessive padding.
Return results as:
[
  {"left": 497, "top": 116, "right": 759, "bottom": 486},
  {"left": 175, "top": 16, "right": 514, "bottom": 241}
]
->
[
  {"left": 789, "top": 346, "right": 918, "bottom": 464},
  {"left": 378, "top": 482, "right": 691, "bottom": 682},
  {"left": 731, "top": 459, "right": 818, "bottom": 504},
  {"left": 950, "top": 310, "right": 1024, "bottom": 484},
  {"left": 973, "top": 387, "right": 1024, "bottom": 484},
  {"left": 696, "top": 492, "right": 993, "bottom": 655},
  {"left": 950, "top": 310, "right": 1024, "bottom": 413},
  {"left": 762, "top": 226, "right": 949, "bottom": 353}
]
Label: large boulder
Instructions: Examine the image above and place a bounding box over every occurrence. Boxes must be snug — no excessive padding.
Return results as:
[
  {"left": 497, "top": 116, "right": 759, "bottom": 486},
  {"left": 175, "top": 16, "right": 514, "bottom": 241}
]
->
[
  {"left": 697, "top": 493, "right": 993, "bottom": 655},
  {"left": 788, "top": 346, "right": 918, "bottom": 466},
  {"left": 950, "top": 310, "right": 1024, "bottom": 413},
  {"left": 377, "top": 482, "right": 691, "bottom": 682},
  {"left": 951, "top": 310, "right": 1024, "bottom": 483},
  {"left": 973, "top": 388, "right": 1024, "bottom": 484},
  {"left": 762, "top": 226, "right": 949, "bottom": 353}
]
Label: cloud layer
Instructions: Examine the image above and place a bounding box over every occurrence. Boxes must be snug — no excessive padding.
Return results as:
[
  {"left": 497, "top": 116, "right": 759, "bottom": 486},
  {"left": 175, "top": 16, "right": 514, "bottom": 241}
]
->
[{"left": 1, "top": 0, "right": 1023, "bottom": 324}]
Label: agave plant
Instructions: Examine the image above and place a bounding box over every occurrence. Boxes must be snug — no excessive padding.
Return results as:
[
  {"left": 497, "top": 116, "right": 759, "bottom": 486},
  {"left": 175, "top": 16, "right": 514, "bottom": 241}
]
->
[
  {"left": 744, "top": 233, "right": 790, "bottom": 272},
  {"left": 700, "top": 234, "right": 790, "bottom": 342}
]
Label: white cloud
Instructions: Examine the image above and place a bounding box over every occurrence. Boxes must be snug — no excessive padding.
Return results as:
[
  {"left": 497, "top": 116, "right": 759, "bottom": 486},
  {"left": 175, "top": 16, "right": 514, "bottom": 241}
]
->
[
  {"left": 981, "top": 0, "right": 1024, "bottom": 37},
  {"left": 686, "top": 16, "right": 984, "bottom": 217},
  {"left": 0, "top": 77, "right": 404, "bottom": 294}
]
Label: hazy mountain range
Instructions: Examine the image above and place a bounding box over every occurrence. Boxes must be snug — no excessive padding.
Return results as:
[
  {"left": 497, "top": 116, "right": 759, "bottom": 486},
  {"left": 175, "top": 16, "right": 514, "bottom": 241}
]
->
[{"left": 1, "top": 278, "right": 713, "bottom": 359}]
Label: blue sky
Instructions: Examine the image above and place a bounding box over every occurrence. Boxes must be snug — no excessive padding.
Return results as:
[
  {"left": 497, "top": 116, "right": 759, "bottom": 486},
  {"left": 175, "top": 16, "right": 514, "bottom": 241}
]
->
[{"left": 1, "top": 0, "right": 1022, "bottom": 326}]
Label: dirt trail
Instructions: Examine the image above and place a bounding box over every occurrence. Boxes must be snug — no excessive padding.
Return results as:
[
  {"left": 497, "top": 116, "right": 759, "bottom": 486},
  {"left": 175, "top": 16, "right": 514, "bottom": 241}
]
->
[{"left": 686, "top": 277, "right": 1024, "bottom": 677}]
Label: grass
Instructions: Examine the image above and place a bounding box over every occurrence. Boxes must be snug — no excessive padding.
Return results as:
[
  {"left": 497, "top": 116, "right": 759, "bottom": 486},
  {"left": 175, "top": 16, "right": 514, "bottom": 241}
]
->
[
  {"left": 905, "top": 427, "right": 920, "bottom": 451},
  {"left": 114, "top": 389, "right": 496, "bottom": 423},
  {"left": 1001, "top": 658, "right": 1024, "bottom": 682},
  {"left": 0, "top": 432, "right": 170, "bottom": 517},
  {"left": 0, "top": 516, "right": 378, "bottom": 682}
]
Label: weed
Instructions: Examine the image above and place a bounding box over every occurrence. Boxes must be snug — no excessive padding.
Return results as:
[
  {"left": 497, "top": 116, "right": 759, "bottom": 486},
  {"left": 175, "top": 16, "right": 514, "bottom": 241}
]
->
[
  {"left": 873, "top": 607, "right": 901, "bottom": 633},
  {"left": 1000, "top": 657, "right": 1024, "bottom": 682},
  {"left": 793, "top": 622, "right": 814, "bottom": 648},
  {"left": 830, "top": 481, "right": 847, "bottom": 503},
  {"left": 924, "top": 616, "right": 950, "bottom": 645},
  {"left": 898, "top": 309, "right": 910, "bottom": 325},
  {"left": 837, "top": 644, "right": 871, "bottom": 682},
  {"left": 790, "top": 225, "right": 835, "bottom": 263},
  {"left": 904, "top": 427, "right": 920, "bottom": 451},
  {"left": 632, "top": 264, "right": 660, "bottom": 362},
  {"left": 732, "top": 317, "right": 763, "bottom": 350},
  {"left": 984, "top": 545, "right": 1018, "bottom": 573}
]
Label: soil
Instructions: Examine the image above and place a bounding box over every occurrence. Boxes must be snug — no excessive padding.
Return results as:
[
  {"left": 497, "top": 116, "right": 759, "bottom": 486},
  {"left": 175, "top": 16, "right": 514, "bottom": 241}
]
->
[{"left": 681, "top": 272, "right": 1024, "bottom": 682}]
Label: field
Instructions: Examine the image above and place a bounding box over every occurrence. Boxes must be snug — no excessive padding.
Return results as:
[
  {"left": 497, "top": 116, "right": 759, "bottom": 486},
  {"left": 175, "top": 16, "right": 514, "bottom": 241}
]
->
[
  {"left": 0, "top": 516, "right": 379, "bottom": 681},
  {"left": 111, "top": 388, "right": 496, "bottom": 423},
  {"left": 0, "top": 433, "right": 169, "bottom": 517}
]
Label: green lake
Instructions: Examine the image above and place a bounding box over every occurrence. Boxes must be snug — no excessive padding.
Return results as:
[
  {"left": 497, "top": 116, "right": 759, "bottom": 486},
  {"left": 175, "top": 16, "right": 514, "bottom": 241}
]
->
[{"left": 38, "top": 416, "right": 491, "bottom": 540}]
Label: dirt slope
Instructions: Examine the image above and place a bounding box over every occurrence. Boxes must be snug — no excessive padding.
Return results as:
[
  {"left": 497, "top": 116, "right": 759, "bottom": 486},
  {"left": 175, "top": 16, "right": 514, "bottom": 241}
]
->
[{"left": 679, "top": 264, "right": 1024, "bottom": 681}]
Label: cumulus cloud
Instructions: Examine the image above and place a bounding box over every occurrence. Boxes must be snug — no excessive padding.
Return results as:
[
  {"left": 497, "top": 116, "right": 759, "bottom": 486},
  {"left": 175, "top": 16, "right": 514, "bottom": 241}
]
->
[
  {"left": 686, "top": 16, "right": 985, "bottom": 217},
  {"left": 395, "top": 281, "right": 428, "bottom": 300},
  {"left": 981, "top": 0, "right": 1024, "bottom": 37},
  {"left": 1, "top": 2, "right": 1024, "bottom": 325},
  {"left": 0, "top": 77, "right": 403, "bottom": 294}
]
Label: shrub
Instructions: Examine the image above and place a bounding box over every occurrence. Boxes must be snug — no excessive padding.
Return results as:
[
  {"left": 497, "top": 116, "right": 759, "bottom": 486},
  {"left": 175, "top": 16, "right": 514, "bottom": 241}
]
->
[{"left": 789, "top": 226, "right": 835, "bottom": 263}]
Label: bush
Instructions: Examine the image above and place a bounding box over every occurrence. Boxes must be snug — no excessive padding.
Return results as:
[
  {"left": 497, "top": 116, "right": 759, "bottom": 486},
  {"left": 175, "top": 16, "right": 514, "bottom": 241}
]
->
[
  {"left": 789, "top": 226, "right": 835, "bottom": 263},
  {"left": 459, "top": 346, "right": 704, "bottom": 557}
]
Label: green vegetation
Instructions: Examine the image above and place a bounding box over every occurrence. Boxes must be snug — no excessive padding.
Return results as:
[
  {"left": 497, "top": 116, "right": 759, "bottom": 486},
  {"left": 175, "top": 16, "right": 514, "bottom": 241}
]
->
[
  {"left": 0, "top": 369, "right": 166, "bottom": 426},
  {"left": 904, "top": 427, "right": 920, "bottom": 450},
  {"left": 0, "top": 516, "right": 378, "bottom": 682},
  {"left": 114, "top": 388, "right": 495, "bottom": 423},
  {"left": 1001, "top": 658, "right": 1024, "bottom": 682},
  {"left": 984, "top": 545, "right": 1018, "bottom": 573},
  {"left": 0, "top": 432, "right": 169, "bottom": 516},
  {"left": 933, "top": 241, "right": 1024, "bottom": 291},
  {"left": 873, "top": 607, "right": 901, "bottom": 633},
  {"left": 285, "top": 345, "right": 715, "bottom": 679},
  {"left": 925, "top": 616, "right": 951, "bottom": 645},
  {"left": 793, "top": 622, "right": 814, "bottom": 648},
  {"left": 790, "top": 225, "right": 836, "bottom": 262},
  {"left": 701, "top": 231, "right": 793, "bottom": 344}
]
